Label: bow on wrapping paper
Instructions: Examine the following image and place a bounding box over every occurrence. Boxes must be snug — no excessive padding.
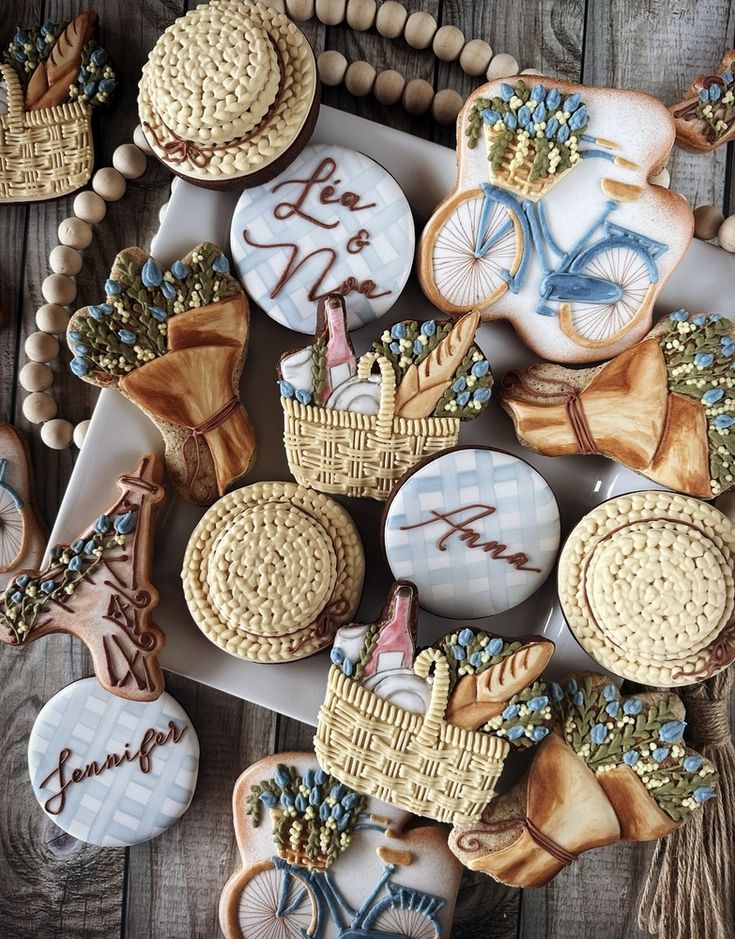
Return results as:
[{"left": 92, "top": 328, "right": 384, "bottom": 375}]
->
[{"left": 501, "top": 337, "right": 713, "bottom": 498}]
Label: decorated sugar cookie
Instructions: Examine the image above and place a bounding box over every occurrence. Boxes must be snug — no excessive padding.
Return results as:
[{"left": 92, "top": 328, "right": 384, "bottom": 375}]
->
[
  {"left": 382, "top": 447, "right": 560, "bottom": 618},
  {"left": 66, "top": 242, "right": 256, "bottom": 506},
  {"left": 219, "top": 752, "right": 461, "bottom": 938},
  {"left": 502, "top": 310, "right": 735, "bottom": 499},
  {"left": 279, "top": 296, "right": 493, "bottom": 500},
  {"left": 139, "top": 0, "right": 318, "bottom": 190},
  {"left": 418, "top": 76, "right": 693, "bottom": 363},
  {"left": 182, "top": 481, "right": 365, "bottom": 662},
  {"left": 671, "top": 50, "right": 735, "bottom": 151},
  {"left": 0, "top": 422, "right": 45, "bottom": 590},
  {"left": 28, "top": 677, "right": 199, "bottom": 847},
  {"left": 449, "top": 674, "right": 718, "bottom": 887},
  {"left": 1, "top": 13, "right": 117, "bottom": 203},
  {"left": 0, "top": 454, "right": 166, "bottom": 702},
  {"left": 558, "top": 491, "right": 735, "bottom": 686},
  {"left": 231, "top": 143, "right": 414, "bottom": 333}
]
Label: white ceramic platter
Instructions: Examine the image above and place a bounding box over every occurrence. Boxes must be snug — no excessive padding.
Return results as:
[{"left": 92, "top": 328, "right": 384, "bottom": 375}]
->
[{"left": 49, "top": 105, "right": 735, "bottom": 726}]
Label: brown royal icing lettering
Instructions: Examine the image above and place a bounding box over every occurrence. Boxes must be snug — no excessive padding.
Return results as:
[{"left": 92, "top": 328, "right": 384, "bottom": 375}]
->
[
  {"left": 39, "top": 720, "right": 187, "bottom": 815},
  {"left": 400, "top": 504, "right": 542, "bottom": 573}
]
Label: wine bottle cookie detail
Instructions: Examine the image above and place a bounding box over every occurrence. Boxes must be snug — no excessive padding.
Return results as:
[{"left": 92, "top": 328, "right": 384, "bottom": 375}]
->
[
  {"left": 219, "top": 752, "right": 461, "bottom": 939},
  {"left": 449, "top": 674, "right": 717, "bottom": 887},
  {"left": 231, "top": 144, "right": 414, "bottom": 334},
  {"left": 502, "top": 310, "right": 735, "bottom": 499},
  {"left": 28, "top": 677, "right": 199, "bottom": 847},
  {"left": 0, "top": 422, "right": 46, "bottom": 590},
  {"left": 0, "top": 454, "right": 166, "bottom": 702},
  {"left": 671, "top": 50, "right": 735, "bottom": 152},
  {"left": 382, "top": 447, "right": 560, "bottom": 618},
  {"left": 66, "top": 242, "right": 256, "bottom": 506},
  {"left": 419, "top": 76, "right": 693, "bottom": 363},
  {"left": 279, "top": 297, "right": 493, "bottom": 500}
]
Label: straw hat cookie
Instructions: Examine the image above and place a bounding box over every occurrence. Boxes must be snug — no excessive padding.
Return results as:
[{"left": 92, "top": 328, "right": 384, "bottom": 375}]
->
[
  {"left": 138, "top": 0, "right": 319, "bottom": 190},
  {"left": 558, "top": 491, "right": 735, "bottom": 687},
  {"left": 182, "top": 482, "right": 364, "bottom": 662}
]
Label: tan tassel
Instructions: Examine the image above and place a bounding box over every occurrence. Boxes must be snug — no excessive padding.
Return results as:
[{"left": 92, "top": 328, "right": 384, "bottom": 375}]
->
[{"left": 637, "top": 667, "right": 735, "bottom": 939}]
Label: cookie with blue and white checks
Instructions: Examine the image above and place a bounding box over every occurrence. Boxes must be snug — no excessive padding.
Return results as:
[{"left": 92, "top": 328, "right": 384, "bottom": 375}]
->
[
  {"left": 28, "top": 678, "right": 199, "bottom": 847},
  {"left": 230, "top": 143, "right": 414, "bottom": 334},
  {"left": 383, "top": 447, "right": 560, "bottom": 618}
]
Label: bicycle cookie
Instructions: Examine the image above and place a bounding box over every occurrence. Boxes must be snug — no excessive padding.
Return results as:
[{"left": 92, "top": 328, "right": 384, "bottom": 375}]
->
[
  {"left": 28, "top": 677, "right": 199, "bottom": 847},
  {"left": 671, "top": 50, "right": 735, "bottom": 152},
  {"left": 181, "top": 481, "right": 365, "bottom": 663},
  {"left": 449, "top": 673, "right": 717, "bottom": 887},
  {"left": 382, "top": 446, "right": 560, "bottom": 618},
  {"left": 230, "top": 143, "right": 414, "bottom": 333},
  {"left": 279, "top": 297, "right": 493, "bottom": 500},
  {"left": 66, "top": 241, "right": 256, "bottom": 506},
  {"left": 502, "top": 310, "right": 735, "bottom": 499},
  {"left": 219, "top": 751, "right": 461, "bottom": 939},
  {"left": 418, "top": 76, "right": 693, "bottom": 363},
  {"left": 138, "top": 0, "right": 318, "bottom": 190},
  {"left": 0, "top": 453, "right": 166, "bottom": 702},
  {"left": 0, "top": 422, "right": 46, "bottom": 590},
  {"left": 558, "top": 491, "right": 735, "bottom": 687}
]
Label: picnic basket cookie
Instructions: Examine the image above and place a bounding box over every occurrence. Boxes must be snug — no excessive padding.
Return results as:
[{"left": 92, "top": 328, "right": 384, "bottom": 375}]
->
[
  {"left": 66, "top": 242, "right": 256, "bottom": 506},
  {"left": 230, "top": 143, "right": 414, "bottom": 333},
  {"left": 28, "top": 677, "right": 199, "bottom": 847},
  {"left": 182, "top": 481, "right": 364, "bottom": 662},
  {"left": 0, "top": 12, "right": 117, "bottom": 203},
  {"left": 501, "top": 310, "right": 735, "bottom": 499},
  {"left": 279, "top": 297, "right": 493, "bottom": 500},
  {"left": 0, "top": 454, "right": 166, "bottom": 702},
  {"left": 449, "top": 674, "right": 718, "bottom": 887},
  {"left": 558, "top": 491, "right": 735, "bottom": 687},
  {"left": 0, "top": 422, "right": 45, "bottom": 590},
  {"left": 671, "top": 50, "right": 735, "bottom": 152},
  {"left": 418, "top": 76, "right": 693, "bottom": 363},
  {"left": 219, "top": 752, "right": 461, "bottom": 939},
  {"left": 138, "top": 0, "right": 319, "bottom": 190},
  {"left": 382, "top": 446, "right": 560, "bottom": 618}
]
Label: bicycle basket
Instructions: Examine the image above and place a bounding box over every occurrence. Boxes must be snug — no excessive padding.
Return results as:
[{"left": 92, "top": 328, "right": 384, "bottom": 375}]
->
[
  {"left": 268, "top": 808, "right": 332, "bottom": 872},
  {"left": 484, "top": 123, "right": 574, "bottom": 202}
]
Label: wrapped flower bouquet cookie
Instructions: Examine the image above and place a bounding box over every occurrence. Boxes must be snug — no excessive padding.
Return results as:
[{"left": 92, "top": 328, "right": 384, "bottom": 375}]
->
[
  {"left": 0, "top": 422, "right": 45, "bottom": 589},
  {"left": 671, "top": 50, "right": 735, "bottom": 151}
]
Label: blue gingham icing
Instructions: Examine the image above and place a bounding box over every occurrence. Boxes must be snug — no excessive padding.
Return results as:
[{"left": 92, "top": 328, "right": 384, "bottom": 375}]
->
[
  {"left": 28, "top": 678, "right": 199, "bottom": 847},
  {"left": 230, "top": 143, "right": 414, "bottom": 333},
  {"left": 383, "top": 448, "right": 560, "bottom": 618}
]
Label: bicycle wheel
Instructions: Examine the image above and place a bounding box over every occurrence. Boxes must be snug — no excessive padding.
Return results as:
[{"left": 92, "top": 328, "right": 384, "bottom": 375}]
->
[
  {"left": 560, "top": 240, "right": 655, "bottom": 347},
  {"left": 363, "top": 901, "right": 439, "bottom": 939},
  {"left": 420, "top": 188, "right": 523, "bottom": 314},
  {"left": 0, "top": 482, "right": 26, "bottom": 574},
  {"left": 229, "top": 859, "right": 319, "bottom": 939}
]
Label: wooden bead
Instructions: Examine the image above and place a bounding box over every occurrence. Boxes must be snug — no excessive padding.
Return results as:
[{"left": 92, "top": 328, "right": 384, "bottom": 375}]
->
[
  {"left": 58, "top": 217, "right": 92, "bottom": 250},
  {"left": 432, "top": 88, "right": 464, "bottom": 125},
  {"left": 41, "top": 273, "right": 76, "bottom": 306},
  {"left": 404, "top": 11, "right": 436, "bottom": 49},
  {"left": 402, "top": 78, "right": 434, "bottom": 116},
  {"left": 376, "top": 1, "right": 407, "bottom": 39},
  {"left": 112, "top": 143, "right": 147, "bottom": 180},
  {"left": 374, "top": 69, "right": 405, "bottom": 106},
  {"left": 717, "top": 214, "right": 735, "bottom": 251},
  {"left": 73, "top": 420, "right": 91, "bottom": 449},
  {"left": 49, "top": 245, "right": 82, "bottom": 276},
  {"left": 24, "top": 393, "right": 58, "bottom": 425},
  {"left": 694, "top": 204, "right": 724, "bottom": 240},
  {"left": 460, "top": 39, "right": 493, "bottom": 76},
  {"left": 73, "top": 190, "right": 107, "bottom": 224},
  {"left": 315, "top": 0, "right": 346, "bottom": 25},
  {"left": 92, "top": 167, "right": 126, "bottom": 202},
  {"left": 346, "top": 0, "right": 376, "bottom": 30},
  {"left": 318, "top": 50, "right": 348, "bottom": 87},
  {"left": 133, "top": 123, "right": 154, "bottom": 155},
  {"left": 36, "top": 303, "right": 70, "bottom": 334},
  {"left": 19, "top": 362, "right": 54, "bottom": 393},
  {"left": 433, "top": 25, "right": 464, "bottom": 62},
  {"left": 650, "top": 166, "right": 670, "bottom": 188},
  {"left": 41, "top": 418, "right": 74, "bottom": 449},
  {"left": 25, "top": 330, "right": 60, "bottom": 363},
  {"left": 486, "top": 52, "right": 519, "bottom": 80},
  {"left": 344, "top": 60, "right": 376, "bottom": 97},
  {"left": 520, "top": 67, "right": 540, "bottom": 75}
]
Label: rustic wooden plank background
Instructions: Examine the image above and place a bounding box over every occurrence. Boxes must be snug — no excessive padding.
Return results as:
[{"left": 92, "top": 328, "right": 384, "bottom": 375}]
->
[{"left": 0, "top": 1, "right": 733, "bottom": 937}]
